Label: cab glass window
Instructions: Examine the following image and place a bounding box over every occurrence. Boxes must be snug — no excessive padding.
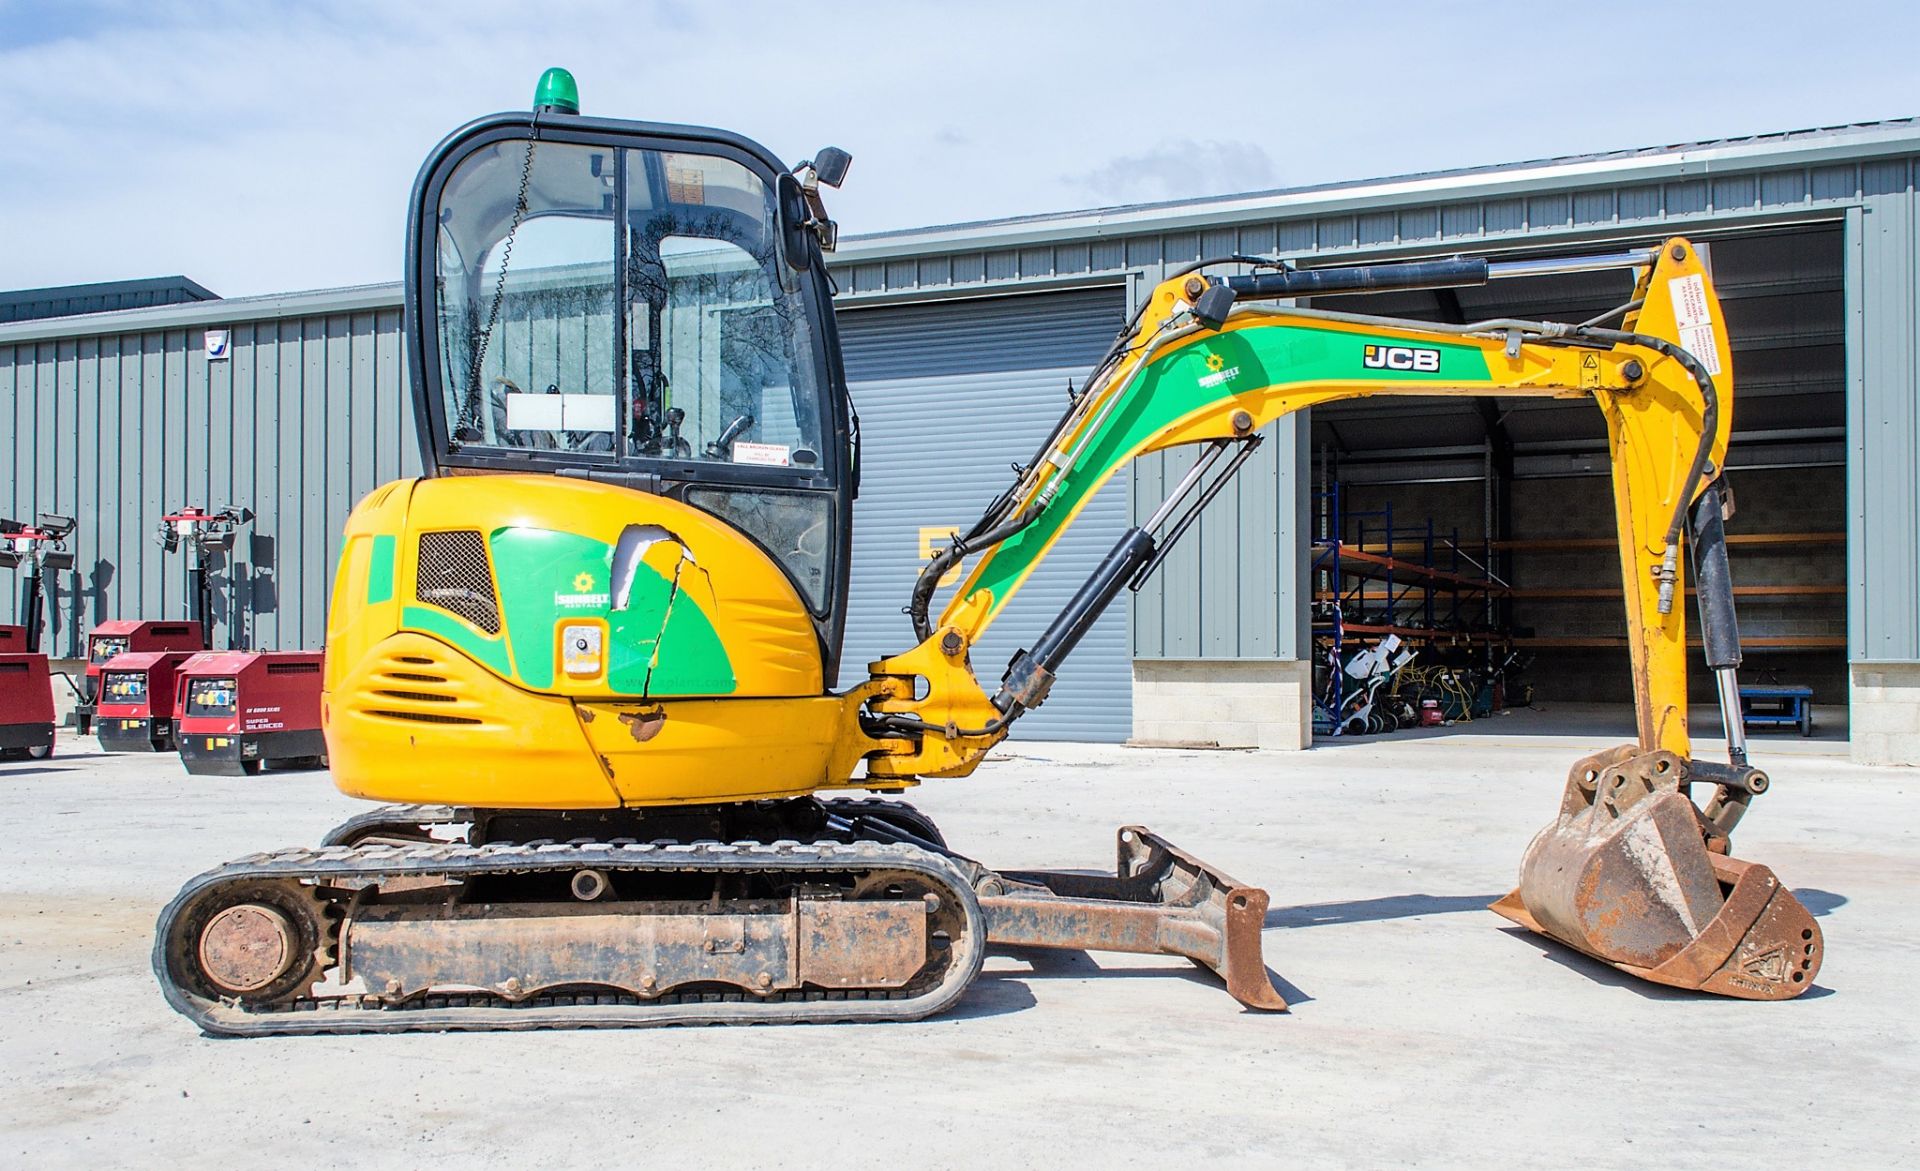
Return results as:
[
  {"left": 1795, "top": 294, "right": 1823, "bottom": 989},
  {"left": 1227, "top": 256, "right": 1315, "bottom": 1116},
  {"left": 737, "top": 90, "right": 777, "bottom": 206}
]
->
[
  {"left": 431, "top": 137, "right": 825, "bottom": 471},
  {"left": 623, "top": 149, "right": 823, "bottom": 468},
  {"left": 435, "top": 140, "right": 619, "bottom": 452}
]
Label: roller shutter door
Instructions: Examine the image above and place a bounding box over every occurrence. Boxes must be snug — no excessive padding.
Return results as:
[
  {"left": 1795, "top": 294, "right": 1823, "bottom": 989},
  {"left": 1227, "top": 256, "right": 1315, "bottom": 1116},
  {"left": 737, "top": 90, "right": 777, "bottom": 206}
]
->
[{"left": 836, "top": 286, "right": 1130, "bottom": 741}]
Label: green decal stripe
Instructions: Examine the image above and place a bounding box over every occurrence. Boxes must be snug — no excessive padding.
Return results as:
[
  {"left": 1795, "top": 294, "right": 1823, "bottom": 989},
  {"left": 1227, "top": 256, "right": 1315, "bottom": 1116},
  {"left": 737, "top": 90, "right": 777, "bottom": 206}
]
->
[
  {"left": 400, "top": 605, "right": 514, "bottom": 676},
  {"left": 967, "top": 325, "right": 1490, "bottom": 612},
  {"left": 486, "top": 527, "right": 736, "bottom": 697},
  {"left": 365, "top": 534, "right": 396, "bottom": 604}
]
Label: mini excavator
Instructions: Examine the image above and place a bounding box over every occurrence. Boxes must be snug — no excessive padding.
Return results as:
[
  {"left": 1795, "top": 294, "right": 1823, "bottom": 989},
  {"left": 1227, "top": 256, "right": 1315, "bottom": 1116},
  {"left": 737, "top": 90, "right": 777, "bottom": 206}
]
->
[{"left": 155, "top": 71, "right": 1821, "bottom": 1033}]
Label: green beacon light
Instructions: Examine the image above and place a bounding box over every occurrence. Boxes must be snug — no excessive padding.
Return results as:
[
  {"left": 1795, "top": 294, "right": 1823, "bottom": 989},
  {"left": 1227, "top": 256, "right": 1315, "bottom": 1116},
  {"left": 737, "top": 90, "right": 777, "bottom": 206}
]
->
[{"left": 533, "top": 67, "right": 580, "bottom": 115}]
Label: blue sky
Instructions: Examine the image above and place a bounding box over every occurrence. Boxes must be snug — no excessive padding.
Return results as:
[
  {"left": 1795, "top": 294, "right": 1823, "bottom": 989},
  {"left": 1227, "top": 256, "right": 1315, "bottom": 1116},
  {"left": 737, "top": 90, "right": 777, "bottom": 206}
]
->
[{"left": 2, "top": 0, "right": 1915, "bottom": 297}]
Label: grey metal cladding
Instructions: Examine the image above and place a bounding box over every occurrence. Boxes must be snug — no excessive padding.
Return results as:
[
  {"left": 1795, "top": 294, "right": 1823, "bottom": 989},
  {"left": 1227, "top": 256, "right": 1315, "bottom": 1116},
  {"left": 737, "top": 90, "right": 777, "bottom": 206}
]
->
[
  {"left": 1847, "top": 195, "right": 1920, "bottom": 661},
  {"left": 836, "top": 287, "right": 1131, "bottom": 741},
  {"left": 835, "top": 288, "right": 1121, "bottom": 381},
  {"left": 0, "top": 309, "right": 413, "bottom": 656},
  {"left": 1132, "top": 416, "right": 1308, "bottom": 662}
]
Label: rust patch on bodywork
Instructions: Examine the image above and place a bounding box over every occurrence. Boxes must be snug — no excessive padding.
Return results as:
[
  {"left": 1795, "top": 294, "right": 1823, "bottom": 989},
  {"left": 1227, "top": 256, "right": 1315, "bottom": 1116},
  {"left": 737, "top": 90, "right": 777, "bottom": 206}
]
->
[
  {"left": 617, "top": 705, "right": 667, "bottom": 742},
  {"left": 341, "top": 897, "right": 928, "bottom": 1001}
]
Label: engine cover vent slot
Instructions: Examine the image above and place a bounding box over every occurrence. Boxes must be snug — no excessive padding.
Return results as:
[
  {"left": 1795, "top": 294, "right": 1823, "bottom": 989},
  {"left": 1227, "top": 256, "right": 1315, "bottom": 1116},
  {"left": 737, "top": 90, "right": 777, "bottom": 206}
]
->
[
  {"left": 415, "top": 530, "right": 500, "bottom": 634},
  {"left": 367, "top": 708, "right": 483, "bottom": 726}
]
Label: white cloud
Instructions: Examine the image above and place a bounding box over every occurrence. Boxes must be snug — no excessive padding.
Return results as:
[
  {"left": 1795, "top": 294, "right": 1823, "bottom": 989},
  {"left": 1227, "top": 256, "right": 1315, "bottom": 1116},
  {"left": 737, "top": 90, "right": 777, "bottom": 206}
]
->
[
  {"left": 1074, "top": 140, "right": 1278, "bottom": 206},
  {"left": 0, "top": 0, "right": 1915, "bottom": 297}
]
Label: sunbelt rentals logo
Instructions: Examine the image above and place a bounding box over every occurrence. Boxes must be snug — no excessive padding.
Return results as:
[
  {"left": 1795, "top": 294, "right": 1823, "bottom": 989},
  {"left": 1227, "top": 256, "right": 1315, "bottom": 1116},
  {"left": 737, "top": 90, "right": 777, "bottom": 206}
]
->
[
  {"left": 1197, "top": 349, "right": 1240, "bottom": 389},
  {"left": 555, "top": 570, "right": 610, "bottom": 608}
]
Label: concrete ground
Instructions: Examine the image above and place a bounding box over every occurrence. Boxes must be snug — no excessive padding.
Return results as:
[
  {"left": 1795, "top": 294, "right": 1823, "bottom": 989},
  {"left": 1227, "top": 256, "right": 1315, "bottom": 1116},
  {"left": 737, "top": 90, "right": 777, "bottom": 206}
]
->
[{"left": 1, "top": 708, "right": 1912, "bottom": 1169}]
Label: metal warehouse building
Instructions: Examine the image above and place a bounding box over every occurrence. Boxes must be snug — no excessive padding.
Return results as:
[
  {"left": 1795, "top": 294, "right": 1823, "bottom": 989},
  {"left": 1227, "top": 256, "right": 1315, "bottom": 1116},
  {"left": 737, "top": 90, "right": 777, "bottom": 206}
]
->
[{"left": 5, "top": 120, "right": 1919, "bottom": 765}]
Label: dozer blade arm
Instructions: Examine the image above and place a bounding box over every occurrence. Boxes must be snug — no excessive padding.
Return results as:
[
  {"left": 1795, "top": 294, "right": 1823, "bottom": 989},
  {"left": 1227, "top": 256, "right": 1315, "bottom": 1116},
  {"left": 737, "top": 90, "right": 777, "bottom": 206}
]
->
[{"left": 979, "top": 827, "right": 1286, "bottom": 1011}]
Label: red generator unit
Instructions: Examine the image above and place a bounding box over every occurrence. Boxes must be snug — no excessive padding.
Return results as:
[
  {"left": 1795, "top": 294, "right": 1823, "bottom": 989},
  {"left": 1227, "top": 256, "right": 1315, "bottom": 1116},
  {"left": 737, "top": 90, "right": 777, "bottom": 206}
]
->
[
  {"left": 174, "top": 651, "right": 327, "bottom": 775},
  {"left": 76, "top": 620, "right": 202, "bottom": 735},
  {"left": 0, "top": 624, "right": 55, "bottom": 760},
  {"left": 95, "top": 650, "right": 198, "bottom": 753}
]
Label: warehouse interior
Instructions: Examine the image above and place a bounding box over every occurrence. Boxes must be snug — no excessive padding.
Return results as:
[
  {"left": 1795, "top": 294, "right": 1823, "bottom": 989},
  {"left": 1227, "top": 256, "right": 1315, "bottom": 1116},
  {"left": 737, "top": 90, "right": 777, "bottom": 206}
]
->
[{"left": 1307, "top": 224, "right": 1846, "bottom": 735}]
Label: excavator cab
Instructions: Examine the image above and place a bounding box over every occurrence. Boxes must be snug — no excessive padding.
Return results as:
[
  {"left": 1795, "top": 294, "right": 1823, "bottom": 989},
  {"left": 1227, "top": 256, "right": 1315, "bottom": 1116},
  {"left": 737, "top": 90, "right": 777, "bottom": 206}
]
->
[{"left": 406, "top": 86, "right": 857, "bottom": 667}]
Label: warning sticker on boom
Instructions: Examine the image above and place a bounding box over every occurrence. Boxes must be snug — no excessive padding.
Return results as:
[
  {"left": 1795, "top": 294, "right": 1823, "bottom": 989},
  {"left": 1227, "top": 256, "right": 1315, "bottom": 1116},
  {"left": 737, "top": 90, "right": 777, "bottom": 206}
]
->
[{"left": 1668, "top": 273, "right": 1723, "bottom": 377}]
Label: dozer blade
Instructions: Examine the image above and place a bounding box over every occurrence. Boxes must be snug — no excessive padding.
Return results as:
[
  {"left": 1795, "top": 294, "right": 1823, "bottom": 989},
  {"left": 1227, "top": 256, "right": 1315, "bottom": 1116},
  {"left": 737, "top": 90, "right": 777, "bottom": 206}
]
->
[
  {"left": 977, "top": 826, "right": 1287, "bottom": 1011},
  {"left": 1491, "top": 745, "right": 1822, "bottom": 1000}
]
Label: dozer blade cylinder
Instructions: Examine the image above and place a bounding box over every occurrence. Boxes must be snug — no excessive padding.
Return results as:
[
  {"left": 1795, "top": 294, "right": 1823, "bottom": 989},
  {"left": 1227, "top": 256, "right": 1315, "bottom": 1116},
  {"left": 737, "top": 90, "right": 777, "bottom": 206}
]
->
[
  {"left": 1491, "top": 746, "right": 1822, "bottom": 1000},
  {"left": 978, "top": 826, "right": 1287, "bottom": 1011}
]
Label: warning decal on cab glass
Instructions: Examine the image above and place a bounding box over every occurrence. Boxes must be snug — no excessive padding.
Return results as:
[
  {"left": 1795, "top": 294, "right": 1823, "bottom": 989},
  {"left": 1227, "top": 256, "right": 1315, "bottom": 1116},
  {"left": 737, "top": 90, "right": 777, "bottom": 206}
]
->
[{"left": 732, "top": 441, "right": 791, "bottom": 467}]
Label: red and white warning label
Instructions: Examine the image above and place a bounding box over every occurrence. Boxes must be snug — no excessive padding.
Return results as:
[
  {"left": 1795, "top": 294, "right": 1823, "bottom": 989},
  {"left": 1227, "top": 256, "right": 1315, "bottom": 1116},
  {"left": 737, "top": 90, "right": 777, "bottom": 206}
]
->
[{"left": 1668, "top": 273, "right": 1723, "bottom": 377}]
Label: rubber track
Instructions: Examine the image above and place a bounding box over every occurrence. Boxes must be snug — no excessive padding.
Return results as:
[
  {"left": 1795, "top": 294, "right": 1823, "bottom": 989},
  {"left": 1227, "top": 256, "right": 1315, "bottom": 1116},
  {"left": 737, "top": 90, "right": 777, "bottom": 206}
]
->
[
  {"left": 319, "top": 804, "right": 466, "bottom": 846},
  {"left": 154, "top": 838, "right": 985, "bottom": 1037},
  {"left": 318, "top": 797, "right": 945, "bottom": 848}
]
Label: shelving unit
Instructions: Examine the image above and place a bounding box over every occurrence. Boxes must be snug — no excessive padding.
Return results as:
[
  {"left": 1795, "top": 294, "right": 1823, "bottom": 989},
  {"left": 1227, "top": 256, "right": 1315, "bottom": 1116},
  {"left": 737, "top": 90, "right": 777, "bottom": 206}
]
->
[
  {"left": 1496, "top": 530, "right": 1847, "bottom": 651},
  {"left": 1493, "top": 533, "right": 1844, "bottom": 551},
  {"left": 1312, "top": 485, "right": 1511, "bottom": 732}
]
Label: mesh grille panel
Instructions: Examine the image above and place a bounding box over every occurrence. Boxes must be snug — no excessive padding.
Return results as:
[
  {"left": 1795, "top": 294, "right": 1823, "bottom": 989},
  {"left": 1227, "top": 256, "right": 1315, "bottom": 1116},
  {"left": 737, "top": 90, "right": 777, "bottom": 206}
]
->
[{"left": 415, "top": 530, "right": 500, "bottom": 633}]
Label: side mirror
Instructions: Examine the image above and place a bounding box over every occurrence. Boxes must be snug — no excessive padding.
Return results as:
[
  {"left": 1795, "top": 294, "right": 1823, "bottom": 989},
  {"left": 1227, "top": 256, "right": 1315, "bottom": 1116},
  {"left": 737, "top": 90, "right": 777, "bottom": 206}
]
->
[
  {"left": 777, "top": 172, "right": 814, "bottom": 272},
  {"left": 810, "top": 147, "right": 852, "bottom": 188},
  {"left": 848, "top": 409, "right": 862, "bottom": 500}
]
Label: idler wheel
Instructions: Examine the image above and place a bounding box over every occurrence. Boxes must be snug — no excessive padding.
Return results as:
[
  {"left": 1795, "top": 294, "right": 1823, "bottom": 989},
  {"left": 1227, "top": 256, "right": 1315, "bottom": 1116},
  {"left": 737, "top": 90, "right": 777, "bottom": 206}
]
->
[
  {"left": 198, "top": 904, "right": 299, "bottom": 994},
  {"left": 173, "top": 879, "right": 333, "bottom": 1004}
]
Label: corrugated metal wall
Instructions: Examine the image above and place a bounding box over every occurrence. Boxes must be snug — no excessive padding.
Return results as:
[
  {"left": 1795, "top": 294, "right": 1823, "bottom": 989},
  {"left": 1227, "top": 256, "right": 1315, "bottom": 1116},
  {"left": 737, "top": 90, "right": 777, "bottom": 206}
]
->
[
  {"left": 1, "top": 311, "right": 418, "bottom": 657},
  {"left": 1131, "top": 416, "right": 1310, "bottom": 661},
  {"left": 837, "top": 287, "right": 1132, "bottom": 740},
  {"left": 836, "top": 154, "right": 1920, "bottom": 302},
  {"left": 1848, "top": 193, "right": 1920, "bottom": 661}
]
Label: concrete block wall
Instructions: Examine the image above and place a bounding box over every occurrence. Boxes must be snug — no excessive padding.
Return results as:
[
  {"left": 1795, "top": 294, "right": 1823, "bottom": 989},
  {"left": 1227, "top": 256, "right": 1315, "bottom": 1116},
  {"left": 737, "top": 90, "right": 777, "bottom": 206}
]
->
[
  {"left": 1851, "top": 663, "right": 1920, "bottom": 765},
  {"left": 1509, "top": 467, "right": 1848, "bottom": 704},
  {"left": 1131, "top": 660, "right": 1312, "bottom": 750},
  {"left": 1315, "top": 466, "right": 1849, "bottom": 709}
]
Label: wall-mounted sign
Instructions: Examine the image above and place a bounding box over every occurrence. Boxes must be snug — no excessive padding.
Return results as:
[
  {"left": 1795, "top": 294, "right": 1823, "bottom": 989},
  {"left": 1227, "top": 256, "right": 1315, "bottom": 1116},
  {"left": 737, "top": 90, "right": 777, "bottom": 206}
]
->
[
  {"left": 204, "top": 330, "right": 231, "bottom": 360},
  {"left": 919, "top": 526, "right": 964, "bottom": 587}
]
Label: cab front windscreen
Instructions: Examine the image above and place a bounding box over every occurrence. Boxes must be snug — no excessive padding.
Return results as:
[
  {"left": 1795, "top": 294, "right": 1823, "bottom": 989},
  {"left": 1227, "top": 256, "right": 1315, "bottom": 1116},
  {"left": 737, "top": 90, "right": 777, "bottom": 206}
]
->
[{"left": 432, "top": 139, "right": 827, "bottom": 473}]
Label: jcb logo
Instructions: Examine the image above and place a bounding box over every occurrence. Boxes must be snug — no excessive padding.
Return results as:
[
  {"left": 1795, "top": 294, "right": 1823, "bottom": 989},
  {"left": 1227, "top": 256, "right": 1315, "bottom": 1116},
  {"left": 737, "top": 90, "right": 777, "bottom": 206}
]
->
[{"left": 1362, "top": 344, "right": 1441, "bottom": 372}]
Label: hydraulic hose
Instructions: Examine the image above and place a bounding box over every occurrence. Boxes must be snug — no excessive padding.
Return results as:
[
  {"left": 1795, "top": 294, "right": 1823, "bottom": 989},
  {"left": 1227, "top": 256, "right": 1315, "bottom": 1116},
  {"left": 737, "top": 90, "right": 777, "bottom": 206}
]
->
[
  {"left": 1573, "top": 326, "right": 1722, "bottom": 613},
  {"left": 907, "top": 504, "right": 1041, "bottom": 643}
]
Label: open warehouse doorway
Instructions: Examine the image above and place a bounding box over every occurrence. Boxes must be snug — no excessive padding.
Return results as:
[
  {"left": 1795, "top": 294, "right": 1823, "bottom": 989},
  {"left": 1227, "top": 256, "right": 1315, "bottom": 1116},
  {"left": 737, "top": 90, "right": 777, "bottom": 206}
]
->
[{"left": 1306, "top": 224, "right": 1847, "bottom": 739}]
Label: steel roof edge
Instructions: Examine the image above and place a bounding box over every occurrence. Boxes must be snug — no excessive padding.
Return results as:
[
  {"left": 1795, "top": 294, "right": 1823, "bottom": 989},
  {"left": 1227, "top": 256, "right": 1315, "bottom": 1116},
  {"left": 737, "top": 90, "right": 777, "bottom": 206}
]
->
[
  {"left": 0, "top": 281, "right": 403, "bottom": 345},
  {"left": 0, "top": 274, "right": 218, "bottom": 306},
  {"left": 835, "top": 120, "right": 1920, "bottom": 260},
  {"left": 3, "top": 119, "right": 1914, "bottom": 346}
]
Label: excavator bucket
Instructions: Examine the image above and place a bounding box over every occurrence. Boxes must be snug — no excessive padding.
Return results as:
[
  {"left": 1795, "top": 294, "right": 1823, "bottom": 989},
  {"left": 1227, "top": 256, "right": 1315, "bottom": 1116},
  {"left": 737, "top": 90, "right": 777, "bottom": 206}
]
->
[{"left": 1491, "top": 745, "right": 1822, "bottom": 999}]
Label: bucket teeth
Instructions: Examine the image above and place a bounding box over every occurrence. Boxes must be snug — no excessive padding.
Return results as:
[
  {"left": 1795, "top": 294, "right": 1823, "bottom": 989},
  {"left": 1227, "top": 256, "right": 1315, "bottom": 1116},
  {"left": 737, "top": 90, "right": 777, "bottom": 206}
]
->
[{"left": 1491, "top": 744, "right": 1823, "bottom": 1000}]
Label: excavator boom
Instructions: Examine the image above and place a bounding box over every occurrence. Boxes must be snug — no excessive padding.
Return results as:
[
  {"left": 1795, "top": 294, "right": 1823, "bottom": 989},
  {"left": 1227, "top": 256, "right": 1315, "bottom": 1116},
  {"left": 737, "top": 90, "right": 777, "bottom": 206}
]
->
[{"left": 873, "top": 237, "right": 1820, "bottom": 1000}]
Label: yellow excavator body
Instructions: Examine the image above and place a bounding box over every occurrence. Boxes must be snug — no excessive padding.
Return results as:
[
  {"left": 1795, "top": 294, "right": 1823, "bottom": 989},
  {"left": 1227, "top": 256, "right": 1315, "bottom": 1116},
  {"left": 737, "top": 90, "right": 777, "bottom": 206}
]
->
[
  {"left": 323, "top": 473, "right": 879, "bottom": 808},
  {"left": 152, "top": 69, "right": 1819, "bottom": 1036}
]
